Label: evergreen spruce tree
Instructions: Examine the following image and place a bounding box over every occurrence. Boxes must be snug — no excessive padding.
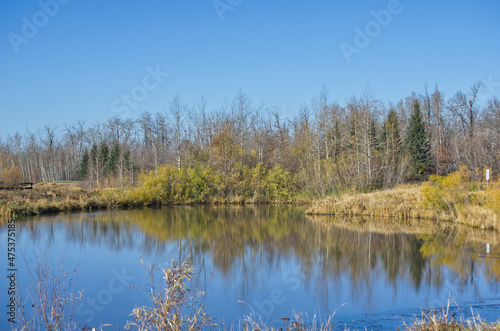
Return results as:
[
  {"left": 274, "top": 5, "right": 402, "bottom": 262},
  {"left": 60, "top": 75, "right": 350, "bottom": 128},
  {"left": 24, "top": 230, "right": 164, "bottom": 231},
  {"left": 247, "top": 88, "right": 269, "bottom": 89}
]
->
[
  {"left": 123, "top": 150, "right": 131, "bottom": 169},
  {"left": 380, "top": 109, "right": 401, "bottom": 153},
  {"left": 106, "top": 143, "right": 120, "bottom": 176},
  {"left": 122, "top": 149, "right": 132, "bottom": 183},
  {"left": 97, "top": 142, "right": 109, "bottom": 176},
  {"left": 90, "top": 143, "right": 98, "bottom": 161},
  {"left": 379, "top": 109, "right": 402, "bottom": 186},
  {"left": 78, "top": 149, "right": 89, "bottom": 180},
  {"left": 405, "top": 101, "right": 431, "bottom": 178},
  {"left": 90, "top": 143, "right": 98, "bottom": 182}
]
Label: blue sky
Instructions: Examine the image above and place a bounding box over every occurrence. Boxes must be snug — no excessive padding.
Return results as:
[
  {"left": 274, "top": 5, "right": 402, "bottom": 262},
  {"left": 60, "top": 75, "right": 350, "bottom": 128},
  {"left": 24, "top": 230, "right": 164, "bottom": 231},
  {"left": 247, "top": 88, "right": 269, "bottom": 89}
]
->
[{"left": 1, "top": 0, "right": 499, "bottom": 137}]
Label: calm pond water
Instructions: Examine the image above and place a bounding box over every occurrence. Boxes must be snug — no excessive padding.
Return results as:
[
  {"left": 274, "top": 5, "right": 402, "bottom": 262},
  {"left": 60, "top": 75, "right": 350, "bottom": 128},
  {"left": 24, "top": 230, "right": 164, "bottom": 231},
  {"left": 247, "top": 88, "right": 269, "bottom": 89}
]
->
[{"left": 1, "top": 206, "right": 500, "bottom": 330}]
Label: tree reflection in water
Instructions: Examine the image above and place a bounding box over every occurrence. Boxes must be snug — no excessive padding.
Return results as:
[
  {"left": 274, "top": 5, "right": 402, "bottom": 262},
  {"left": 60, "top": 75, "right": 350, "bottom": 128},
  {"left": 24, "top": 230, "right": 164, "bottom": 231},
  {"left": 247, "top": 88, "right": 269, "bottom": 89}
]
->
[{"left": 15, "top": 206, "right": 500, "bottom": 321}]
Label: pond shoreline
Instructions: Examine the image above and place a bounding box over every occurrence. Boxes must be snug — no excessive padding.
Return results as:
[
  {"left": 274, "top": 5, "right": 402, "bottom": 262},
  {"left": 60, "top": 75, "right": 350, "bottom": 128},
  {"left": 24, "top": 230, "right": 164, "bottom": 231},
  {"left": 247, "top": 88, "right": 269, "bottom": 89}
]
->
[
  {"left": 0, "top": 181, "right": 310, "bottom": 223},
  {"left": 2, "top": 167, "right": 499, "bottom": 234},
  {"left": 307, "top": 179, "right": 499, "bottom": 232}
]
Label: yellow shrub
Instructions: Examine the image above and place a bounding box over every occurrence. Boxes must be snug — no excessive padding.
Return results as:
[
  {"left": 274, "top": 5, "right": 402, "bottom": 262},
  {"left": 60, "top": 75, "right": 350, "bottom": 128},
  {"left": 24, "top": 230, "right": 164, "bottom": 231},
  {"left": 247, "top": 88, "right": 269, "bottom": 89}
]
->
[
  {"left": 421, "top": 165, "right": 472, "bottom": 215},
  {"left": 487, "top": 186, "right": 500, "bottom": 216}
]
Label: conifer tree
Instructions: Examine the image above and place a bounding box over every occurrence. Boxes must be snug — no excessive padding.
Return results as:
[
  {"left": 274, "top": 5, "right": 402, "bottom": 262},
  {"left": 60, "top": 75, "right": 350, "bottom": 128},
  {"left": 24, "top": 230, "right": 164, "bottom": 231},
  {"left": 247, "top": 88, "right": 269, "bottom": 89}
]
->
[
  {"left": 78, "top": 149, "right": 89, "bottom": 180},
  {"left": 380, "top": 109, "right": 401, "bottom": 153},
  {"left": 90, "top": 143, "right": 98, "bottom": 182},
  {"left": 122, "top": 149, "right": 133, "bottom": 183},
  {"left": 405, "top": 101, "right": 431, "bottom": 178},
  {"left": 106, "top": 143, "right": 120, "bottom": 176},
  {"left": 97, "top": 142, "right": 109, "bottom": 176},
  {"left": 379, "top": 109, "right": 403, "bottom": 186},
  {"left": 90, "top": 143, "right": 98, "bottom": 161}
]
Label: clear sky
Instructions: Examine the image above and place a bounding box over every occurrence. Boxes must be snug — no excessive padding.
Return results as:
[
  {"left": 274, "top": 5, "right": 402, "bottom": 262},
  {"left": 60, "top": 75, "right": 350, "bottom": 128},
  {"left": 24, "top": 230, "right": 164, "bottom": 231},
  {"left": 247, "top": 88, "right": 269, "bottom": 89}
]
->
[{"left": 1, "top": 0, "right": 499, "bottom": 137}]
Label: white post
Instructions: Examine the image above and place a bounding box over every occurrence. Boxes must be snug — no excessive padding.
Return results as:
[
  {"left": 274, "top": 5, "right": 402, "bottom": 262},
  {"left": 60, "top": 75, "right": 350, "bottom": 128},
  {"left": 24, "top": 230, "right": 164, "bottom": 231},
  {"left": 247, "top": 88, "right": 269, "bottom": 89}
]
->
[
  {"left": 486, "top": 243, "right": 490, "bottom": 254},
  {"left": 486, "top": 169, "right": 490, "bottom": 189}
]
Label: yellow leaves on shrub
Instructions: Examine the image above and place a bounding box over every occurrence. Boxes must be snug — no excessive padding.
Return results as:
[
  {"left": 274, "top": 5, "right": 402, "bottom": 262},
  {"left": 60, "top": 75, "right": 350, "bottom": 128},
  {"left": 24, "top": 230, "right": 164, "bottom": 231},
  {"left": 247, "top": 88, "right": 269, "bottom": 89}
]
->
[
  {"left": 267, "top": 164, "right": 292, "bottom": 201},
  {"left": 421, "top": 165, "right": 500, "bottom": 229},
  {"left": 421, "top": 165, "right": 472, "bottom": 215},
  {"left": 130, "top": 163, "right": 296, "bottom": 205},
  {"left": 132, "top": 165, "right": 215, "bottom": 204},
  {"left": 486, "top": 185, "right": 500, "bottom": 216}
]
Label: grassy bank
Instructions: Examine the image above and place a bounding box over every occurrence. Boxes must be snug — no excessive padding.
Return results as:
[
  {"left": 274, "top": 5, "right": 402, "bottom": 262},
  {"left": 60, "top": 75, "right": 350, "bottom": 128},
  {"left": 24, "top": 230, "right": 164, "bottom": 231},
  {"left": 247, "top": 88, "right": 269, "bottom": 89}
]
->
[
  {"left": 307, "top": 166, "right": 500, "bottom": 231},
  {"left": 2, "top": 165, "right": 499, "bottom": 233},
  {"left": 0, "top": 166, "right": 307, "bottom": 224},
  {"left": 306, "top": 184, "right": 434, "bottom": 220},
  {"left": 0, "top": 181, "right": 133, "bottom": 223}
]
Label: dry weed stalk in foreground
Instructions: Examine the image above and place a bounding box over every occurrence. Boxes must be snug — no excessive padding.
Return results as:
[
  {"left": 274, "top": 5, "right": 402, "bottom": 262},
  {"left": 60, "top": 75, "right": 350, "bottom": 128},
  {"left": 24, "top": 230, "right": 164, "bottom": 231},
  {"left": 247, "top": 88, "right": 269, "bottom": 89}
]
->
[
  {"left": 14, "top": 249, "right": 83, "bottom": 331},
  {"left": 125, "top": 259, "right": 214, "bottom": 331},
  {"left": 232, "top": 308, "right": 340, "bottom": 331},
  {"left": 404, "top": 300, "right": 500, "bottom": 331},
  {"left": 11, "top": 253, "right": 500, "bottom": 330}
]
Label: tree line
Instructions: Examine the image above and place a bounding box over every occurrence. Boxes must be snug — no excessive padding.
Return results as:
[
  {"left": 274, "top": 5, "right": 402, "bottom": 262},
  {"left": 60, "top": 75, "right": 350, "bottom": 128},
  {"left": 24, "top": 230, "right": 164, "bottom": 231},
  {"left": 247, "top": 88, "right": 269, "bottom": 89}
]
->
[{"left": 0, "top": 83, "right": 498, "bottom": 196}]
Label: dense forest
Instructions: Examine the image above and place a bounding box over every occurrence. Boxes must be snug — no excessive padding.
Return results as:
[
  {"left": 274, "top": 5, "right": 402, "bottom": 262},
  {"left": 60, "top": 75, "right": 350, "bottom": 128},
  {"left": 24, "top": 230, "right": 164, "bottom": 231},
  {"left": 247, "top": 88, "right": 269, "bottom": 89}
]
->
[{"left": 1, "top": 82, "right": 499, "bottom": 198}]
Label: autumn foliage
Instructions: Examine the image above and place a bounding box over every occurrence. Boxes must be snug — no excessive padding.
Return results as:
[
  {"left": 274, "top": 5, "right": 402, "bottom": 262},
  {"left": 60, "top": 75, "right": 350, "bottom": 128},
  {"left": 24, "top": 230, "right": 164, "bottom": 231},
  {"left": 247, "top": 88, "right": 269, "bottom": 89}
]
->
[
  {"left": 0, "top": 153, "right": 23, "bottom": 188},
  {"left": 421, "top": 165, "right": 499, "bottom": 229},
  {"left": 130, "top": 163, "right": 294, "bottom": 205}
]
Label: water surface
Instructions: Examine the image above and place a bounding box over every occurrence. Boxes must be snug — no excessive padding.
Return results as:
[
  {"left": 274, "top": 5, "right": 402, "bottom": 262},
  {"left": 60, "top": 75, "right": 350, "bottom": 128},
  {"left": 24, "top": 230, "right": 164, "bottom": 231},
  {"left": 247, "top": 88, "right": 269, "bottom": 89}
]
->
[{"left": 1, "top": 206, "right": 500, "bottom": 329}]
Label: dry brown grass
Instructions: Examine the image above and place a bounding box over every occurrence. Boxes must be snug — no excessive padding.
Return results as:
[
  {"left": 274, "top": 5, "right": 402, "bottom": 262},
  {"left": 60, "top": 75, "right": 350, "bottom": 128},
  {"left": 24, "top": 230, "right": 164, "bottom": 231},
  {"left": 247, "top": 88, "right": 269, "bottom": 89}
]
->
[
  {"left": 0, "top": 181, "right": 135, "bottom": 223},
  {"left": 230, "top": 311, "right": 339, "bottom": 331},
  {"left": 307, "top": 170, "right": 500, "bottom": 232},
  {"left": 404, "top": 300, "right": 500, "bottom": 331},
  {"left": 454, "top": 204, "right": 499, "bottom": 231},
  {"left": 306, "top": 184, "right": 435, "bottom": 220}
]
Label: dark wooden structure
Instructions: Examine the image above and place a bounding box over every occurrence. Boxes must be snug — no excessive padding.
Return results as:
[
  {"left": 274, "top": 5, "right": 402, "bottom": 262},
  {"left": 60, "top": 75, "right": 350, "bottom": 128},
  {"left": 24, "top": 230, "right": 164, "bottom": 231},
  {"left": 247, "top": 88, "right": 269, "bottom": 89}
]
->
[
  {"left": 0, "top": 182, "right": 34, "bottom": 190},
  {"left": 18, "top": 182, "right": 34, "bottom": 189}
]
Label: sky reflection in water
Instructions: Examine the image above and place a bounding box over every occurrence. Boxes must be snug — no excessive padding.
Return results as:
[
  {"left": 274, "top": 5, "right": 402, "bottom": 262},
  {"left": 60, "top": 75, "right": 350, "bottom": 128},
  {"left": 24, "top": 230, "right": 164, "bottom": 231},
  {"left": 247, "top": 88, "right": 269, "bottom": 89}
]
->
[{"left": 1, "top": 206, "right": 500, "bottom": 329}]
